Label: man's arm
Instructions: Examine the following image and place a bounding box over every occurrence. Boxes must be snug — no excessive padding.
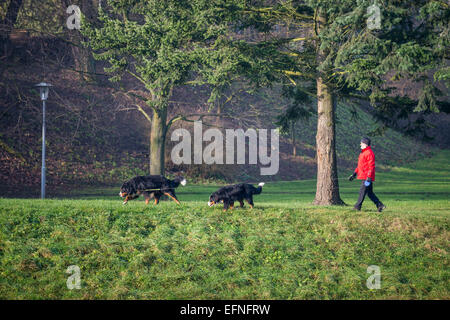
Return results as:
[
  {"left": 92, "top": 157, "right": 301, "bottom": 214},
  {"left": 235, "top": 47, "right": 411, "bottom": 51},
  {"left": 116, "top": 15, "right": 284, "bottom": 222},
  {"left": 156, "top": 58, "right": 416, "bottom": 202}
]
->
[
  {"left": 366, "top": 152, "right": 375, "bottom": 180},
  {"left": 349, "top": 158, "right": 359, "bottom": 181}
]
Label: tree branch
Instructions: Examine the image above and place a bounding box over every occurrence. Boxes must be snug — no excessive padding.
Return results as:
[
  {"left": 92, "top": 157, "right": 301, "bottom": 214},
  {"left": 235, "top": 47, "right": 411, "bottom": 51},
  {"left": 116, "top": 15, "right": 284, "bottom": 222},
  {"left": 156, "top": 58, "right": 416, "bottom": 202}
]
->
[
  {"left": 126, "top": 70, "right": 156, "bottom": 98},
  {"left": 166, "top": 113, "right": 235, "bottom": 130},
  {"left": 136, "top": 105, "right": 152, "bottom": 123},
  {"left": 125, "top": 91, "right": 158, "bottom": 114}
]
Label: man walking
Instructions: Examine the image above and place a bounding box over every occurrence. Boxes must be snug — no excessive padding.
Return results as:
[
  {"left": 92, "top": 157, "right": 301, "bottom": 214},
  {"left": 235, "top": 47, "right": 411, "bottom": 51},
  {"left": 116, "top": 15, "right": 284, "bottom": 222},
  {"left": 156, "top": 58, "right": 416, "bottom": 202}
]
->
[{"left": 348, "top": 137, "right": 386, "bottom": 212}]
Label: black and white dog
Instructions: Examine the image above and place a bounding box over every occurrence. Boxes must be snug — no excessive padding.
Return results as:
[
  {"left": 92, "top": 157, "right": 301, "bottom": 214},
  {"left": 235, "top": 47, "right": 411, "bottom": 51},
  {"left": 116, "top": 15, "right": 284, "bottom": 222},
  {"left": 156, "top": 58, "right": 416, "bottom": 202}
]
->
[
  {"left": 208, "top": 182, "right": 265, "bottom": 210},
  {"left": 119, "top": 175, "right": 186, "bottom": 205}
]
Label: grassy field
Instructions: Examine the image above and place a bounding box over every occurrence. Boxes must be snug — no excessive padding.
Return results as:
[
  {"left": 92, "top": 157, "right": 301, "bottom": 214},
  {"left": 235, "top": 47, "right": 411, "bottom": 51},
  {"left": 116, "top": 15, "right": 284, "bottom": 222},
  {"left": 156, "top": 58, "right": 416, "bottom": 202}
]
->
[{"left": 0, "top": 151, "right": 449, "bottom": 299}]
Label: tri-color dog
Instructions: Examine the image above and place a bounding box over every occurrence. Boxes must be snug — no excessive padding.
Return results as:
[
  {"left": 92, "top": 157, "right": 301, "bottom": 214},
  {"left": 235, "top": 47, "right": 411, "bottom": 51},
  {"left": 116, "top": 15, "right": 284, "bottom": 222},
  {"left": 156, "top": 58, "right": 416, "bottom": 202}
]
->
[
  {"left": 208, "top": 182, "right": 265, "bottom": 210},
  {"left": 119, "top": 175, "right": 186, "bottom": 205}
]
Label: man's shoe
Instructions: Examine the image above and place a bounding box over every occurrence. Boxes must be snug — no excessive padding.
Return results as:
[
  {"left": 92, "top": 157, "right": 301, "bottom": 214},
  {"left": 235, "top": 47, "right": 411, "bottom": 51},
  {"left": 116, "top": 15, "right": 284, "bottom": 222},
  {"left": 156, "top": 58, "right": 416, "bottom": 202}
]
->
[
  {"left": 377, "top": 204, "right": 386, "bottom": 212},
  {"left": 352, "top": 206, "right": 361, "bottom": 211}
]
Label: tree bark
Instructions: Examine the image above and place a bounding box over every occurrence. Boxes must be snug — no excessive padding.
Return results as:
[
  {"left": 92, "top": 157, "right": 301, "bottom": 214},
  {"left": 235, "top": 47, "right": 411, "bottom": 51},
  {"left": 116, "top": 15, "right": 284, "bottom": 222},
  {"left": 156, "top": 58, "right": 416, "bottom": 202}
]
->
[
  {"left": 312, "top": 10, "right": 344, "bottom": 205},
  {"left": 71, "top": 44, "right": 96, "bottom": 81},
  {"left": 150, "top": 108, "right": 167, "bottom": 175},
  {"left": 313, "top": 77, "right": 344, "bottom": 205}
]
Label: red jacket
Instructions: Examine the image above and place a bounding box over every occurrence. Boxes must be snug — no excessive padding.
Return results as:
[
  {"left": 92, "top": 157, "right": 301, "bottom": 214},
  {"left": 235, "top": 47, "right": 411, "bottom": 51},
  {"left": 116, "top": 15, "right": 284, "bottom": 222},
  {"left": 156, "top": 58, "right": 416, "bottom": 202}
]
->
[{"left": 355, "top": 146, "right": 375, "bottom": 181}]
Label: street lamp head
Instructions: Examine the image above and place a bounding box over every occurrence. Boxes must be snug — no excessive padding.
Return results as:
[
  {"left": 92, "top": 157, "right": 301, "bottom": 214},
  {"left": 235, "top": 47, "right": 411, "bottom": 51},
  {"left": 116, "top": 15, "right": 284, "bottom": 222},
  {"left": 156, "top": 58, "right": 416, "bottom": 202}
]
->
[{"left": 35, "top": 82, "right": 52, "bottom": 101}]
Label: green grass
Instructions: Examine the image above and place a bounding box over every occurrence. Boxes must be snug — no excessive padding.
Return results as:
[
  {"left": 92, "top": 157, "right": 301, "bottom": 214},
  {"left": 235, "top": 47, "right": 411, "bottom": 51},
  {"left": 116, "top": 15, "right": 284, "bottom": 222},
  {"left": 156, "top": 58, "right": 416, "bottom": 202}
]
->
[{"left": 0, "top": 151, "right": 449, "bottom": 299}]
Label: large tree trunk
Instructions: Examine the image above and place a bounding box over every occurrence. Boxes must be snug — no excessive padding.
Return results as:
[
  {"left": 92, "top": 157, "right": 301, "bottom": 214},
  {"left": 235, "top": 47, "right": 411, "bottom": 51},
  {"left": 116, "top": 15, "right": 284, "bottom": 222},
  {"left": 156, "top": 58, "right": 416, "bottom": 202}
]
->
[
  {"left": 150, "top": 108, "right": 167, "bottom": 175},
  {"left": 71, "top": 44, "right": 96, "bottom": 81},
  {"left": 313, "top": 77, "right": 344, "bottom": 205}
]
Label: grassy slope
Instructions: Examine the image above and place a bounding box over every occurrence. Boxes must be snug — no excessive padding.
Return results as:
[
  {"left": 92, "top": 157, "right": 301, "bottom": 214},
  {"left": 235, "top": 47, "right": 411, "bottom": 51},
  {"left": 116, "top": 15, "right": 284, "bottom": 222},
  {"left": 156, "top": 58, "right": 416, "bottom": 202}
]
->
[{"left": 0, "top": 151, "right": 449, "bottom": 299}]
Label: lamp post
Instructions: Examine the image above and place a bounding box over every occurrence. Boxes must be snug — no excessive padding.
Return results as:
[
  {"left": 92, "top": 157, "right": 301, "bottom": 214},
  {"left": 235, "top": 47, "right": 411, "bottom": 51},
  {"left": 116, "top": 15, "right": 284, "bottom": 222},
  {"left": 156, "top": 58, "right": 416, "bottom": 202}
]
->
[{"left": 35, "top": 82, "right": 52, "bottom": 199}]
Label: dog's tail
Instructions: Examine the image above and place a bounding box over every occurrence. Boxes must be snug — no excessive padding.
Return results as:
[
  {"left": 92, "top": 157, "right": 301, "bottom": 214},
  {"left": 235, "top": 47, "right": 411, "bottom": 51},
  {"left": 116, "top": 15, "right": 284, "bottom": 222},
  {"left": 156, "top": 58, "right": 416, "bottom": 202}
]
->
[
  {"left": 172, "top": 176, "right": 187, "bottom": 187},
  {"left": 251, "top": 182, "right": 265, "bottom": 195}
]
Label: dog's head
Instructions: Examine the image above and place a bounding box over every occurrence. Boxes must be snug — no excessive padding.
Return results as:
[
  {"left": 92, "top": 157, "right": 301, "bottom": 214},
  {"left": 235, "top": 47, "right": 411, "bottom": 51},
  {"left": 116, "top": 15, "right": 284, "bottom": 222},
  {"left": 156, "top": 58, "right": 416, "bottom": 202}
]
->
[
  {"left": 208, "top": 192, "right": 220, "bottom": 207},
  {"left": 169, "top": 176, "right": 187, "bottom": 188},
  {"left": 119, "top": 181, "right": 136, "bottom": 199}
]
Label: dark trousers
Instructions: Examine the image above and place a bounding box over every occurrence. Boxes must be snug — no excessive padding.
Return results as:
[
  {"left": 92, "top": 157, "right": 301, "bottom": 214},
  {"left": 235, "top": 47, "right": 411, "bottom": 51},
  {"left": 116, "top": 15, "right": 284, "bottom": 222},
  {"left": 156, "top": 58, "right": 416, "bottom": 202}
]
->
[{"left": 354, "top": 180, "right": 382, "bottom": 209}]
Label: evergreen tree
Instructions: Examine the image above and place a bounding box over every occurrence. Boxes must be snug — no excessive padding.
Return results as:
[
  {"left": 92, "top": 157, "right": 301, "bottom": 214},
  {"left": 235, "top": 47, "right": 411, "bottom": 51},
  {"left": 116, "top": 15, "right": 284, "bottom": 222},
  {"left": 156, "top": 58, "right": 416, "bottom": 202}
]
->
[
  {"left": 82, "top": 0, "right": 246, "bottom": 174},
  {"left": 241, "top": 0, "right": 449, "bottom": 204}
]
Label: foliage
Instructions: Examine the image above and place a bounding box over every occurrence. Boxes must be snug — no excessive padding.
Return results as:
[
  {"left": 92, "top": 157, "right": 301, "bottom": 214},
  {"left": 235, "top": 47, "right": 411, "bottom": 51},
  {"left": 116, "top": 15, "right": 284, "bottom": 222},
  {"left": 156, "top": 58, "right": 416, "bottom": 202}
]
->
[
  {"left": 9, "top": 0, "right": 64, "bottom": 35},
  {"left": 82, "top": 0, "right": 247, "bottom": 109},
  {"left": 241, "top": 0, "right": 449, "bottom": 132},
  {"left": 275, "top": 84, "right": 314, "bottom": 135}
]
